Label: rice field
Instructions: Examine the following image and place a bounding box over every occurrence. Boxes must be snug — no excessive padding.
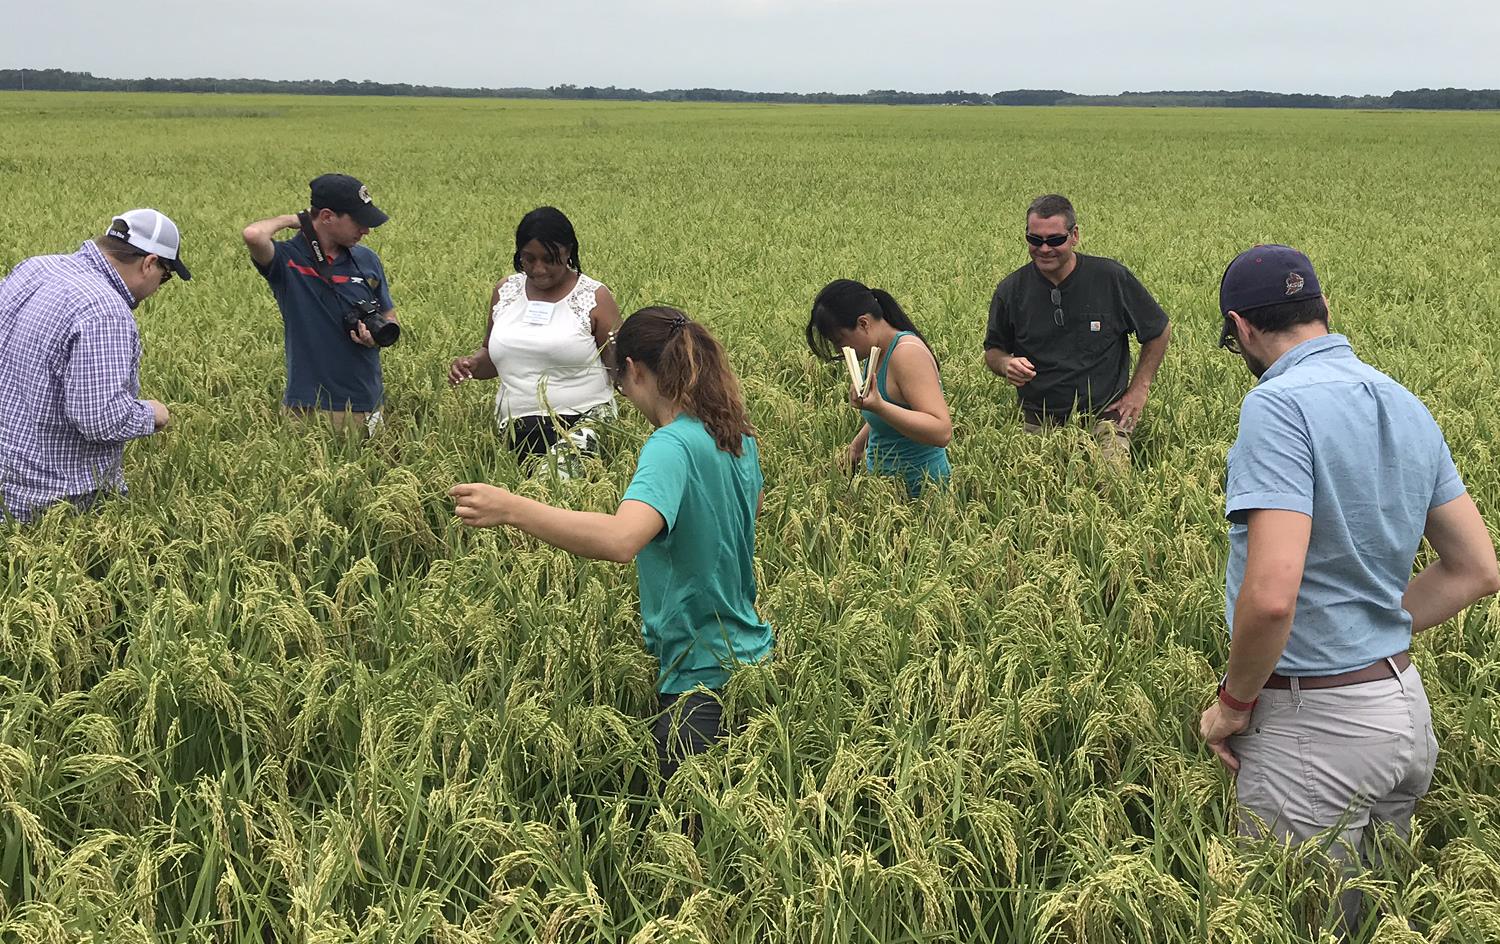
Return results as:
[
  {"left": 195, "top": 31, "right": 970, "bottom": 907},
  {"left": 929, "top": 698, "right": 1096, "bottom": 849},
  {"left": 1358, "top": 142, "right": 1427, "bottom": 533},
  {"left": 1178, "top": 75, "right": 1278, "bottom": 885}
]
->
[{"left": 2, "top": 92, "right": 1499, "bottom": 943}]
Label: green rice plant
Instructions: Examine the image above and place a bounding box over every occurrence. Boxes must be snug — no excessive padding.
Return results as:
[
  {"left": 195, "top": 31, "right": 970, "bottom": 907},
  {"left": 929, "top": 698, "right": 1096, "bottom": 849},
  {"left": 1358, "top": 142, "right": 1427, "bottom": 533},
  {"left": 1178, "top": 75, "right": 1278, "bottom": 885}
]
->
[{"left": 1, "top": 91, "right": 1498, "bottom": 942}]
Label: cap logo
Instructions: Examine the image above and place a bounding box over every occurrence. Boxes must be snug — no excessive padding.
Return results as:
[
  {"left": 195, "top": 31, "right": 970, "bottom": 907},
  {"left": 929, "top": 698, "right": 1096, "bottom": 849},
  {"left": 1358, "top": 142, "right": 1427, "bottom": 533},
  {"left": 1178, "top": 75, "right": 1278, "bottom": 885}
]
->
[
  {"left": 358, "top": 185, "right": 372, "bottom": 204},
  {"left": 1285, "top": 272, "right": 1305, "bottom": 296}
]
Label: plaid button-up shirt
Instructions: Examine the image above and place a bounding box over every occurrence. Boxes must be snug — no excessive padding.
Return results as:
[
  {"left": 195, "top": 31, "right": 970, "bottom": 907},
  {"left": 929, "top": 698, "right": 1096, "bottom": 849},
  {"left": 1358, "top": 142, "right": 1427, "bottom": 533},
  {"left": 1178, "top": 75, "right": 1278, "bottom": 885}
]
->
[{"left": 0, "top": 241, "right": 157, "bottom": 521}]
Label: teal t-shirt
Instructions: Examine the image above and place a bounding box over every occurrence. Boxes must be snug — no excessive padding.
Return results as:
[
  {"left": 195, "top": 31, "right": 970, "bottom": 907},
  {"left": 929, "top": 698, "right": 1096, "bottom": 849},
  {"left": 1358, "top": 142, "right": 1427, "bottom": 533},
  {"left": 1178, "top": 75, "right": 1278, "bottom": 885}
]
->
[{"left": 621, "top": 414, "right": 774, "bottom": 694}]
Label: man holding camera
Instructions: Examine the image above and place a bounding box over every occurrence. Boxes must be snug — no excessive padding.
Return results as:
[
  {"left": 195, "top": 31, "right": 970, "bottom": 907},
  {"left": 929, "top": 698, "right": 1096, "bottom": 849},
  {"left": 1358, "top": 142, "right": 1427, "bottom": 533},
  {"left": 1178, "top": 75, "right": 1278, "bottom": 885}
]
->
[
  {"left": 243, "top": 174, "right": 399, "bottom": 433},
  {"left": 0, "top": 209, "right": 187, "bottom": 521}
]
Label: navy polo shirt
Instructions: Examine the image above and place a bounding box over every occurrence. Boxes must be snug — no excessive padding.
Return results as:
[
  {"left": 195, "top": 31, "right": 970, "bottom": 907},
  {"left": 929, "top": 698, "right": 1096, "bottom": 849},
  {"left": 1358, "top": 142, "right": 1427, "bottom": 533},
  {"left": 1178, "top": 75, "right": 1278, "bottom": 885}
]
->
[{"left": 255, "top": 238, "right": 394, "bottom": 412}]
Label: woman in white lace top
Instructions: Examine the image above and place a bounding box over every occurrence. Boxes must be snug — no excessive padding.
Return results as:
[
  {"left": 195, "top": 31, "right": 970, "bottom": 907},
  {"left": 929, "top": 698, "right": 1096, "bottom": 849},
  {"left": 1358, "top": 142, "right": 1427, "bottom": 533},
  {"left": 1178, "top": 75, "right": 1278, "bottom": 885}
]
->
[{"left": 448, "top": 207, "right": 621, "bottom": 465}]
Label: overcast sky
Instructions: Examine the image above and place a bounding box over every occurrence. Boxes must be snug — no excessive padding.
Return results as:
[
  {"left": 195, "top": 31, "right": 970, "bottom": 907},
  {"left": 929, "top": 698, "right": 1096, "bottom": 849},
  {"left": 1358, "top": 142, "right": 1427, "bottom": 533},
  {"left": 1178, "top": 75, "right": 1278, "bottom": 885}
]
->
[{"left": 4, "top": 0, "right": 1496, "bottom": 95}]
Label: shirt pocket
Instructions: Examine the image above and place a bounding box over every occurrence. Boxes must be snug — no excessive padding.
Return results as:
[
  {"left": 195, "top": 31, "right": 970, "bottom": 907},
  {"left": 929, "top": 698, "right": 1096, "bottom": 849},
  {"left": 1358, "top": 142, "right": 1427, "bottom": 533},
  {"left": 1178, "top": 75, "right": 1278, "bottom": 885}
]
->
[{"left": 1077, "top": 312, "right": 1119, "bottom": 353}]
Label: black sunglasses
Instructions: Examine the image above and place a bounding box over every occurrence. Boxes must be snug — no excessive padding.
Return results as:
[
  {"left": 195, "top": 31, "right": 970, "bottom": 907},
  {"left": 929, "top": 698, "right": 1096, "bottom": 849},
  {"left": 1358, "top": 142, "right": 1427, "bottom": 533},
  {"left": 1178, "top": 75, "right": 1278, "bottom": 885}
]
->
[
  {"left": 156, "top": 258, "right": 174, "bottom": 284},
  {"left": 1026, "top": 232, "right": 1071, "bottom": 248}
]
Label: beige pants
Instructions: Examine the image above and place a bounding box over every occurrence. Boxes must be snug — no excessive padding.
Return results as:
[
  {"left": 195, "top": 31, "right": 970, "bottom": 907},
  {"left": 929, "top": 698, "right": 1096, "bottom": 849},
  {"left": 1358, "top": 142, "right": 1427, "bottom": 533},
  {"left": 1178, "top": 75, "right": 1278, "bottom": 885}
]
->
[
  {"left": 282, "top": 406, "right": 382, "bottom": 437},
  {"left": 1022, "top": 412, "right": 1131, "bottom": 465},
  {"left": 1229, "top": 660, "right": 1436, "bottom": 937}
]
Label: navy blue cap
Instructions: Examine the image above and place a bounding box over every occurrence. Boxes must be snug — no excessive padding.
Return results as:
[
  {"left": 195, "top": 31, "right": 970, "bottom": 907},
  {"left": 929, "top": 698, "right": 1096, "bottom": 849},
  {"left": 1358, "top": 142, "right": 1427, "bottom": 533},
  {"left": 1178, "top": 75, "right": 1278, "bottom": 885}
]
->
[
  {"left": 309, "top": 174, "right": 389, "bottom": 228},
  {"left": 1219, "top": 244, "right": 1321, "bottom": 315}
]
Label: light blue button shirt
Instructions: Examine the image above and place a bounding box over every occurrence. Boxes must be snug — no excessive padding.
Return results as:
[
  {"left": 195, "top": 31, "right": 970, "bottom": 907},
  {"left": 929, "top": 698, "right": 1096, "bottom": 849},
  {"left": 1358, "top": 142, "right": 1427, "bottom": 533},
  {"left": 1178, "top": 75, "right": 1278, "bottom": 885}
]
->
[{"left": 1225, "top": 334, "right": 1465, "bottom": 675}]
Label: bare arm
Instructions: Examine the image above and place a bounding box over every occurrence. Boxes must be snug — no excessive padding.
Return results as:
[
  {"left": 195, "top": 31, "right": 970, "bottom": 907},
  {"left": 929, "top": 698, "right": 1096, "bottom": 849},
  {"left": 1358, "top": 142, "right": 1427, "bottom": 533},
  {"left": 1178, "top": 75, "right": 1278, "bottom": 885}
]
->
[
  {"left": 984, "top": 347, "right": 1036, "bottom": 387},
  {"left": 1405, "top": 493, "right": 1500, "bottom": 632},
  {"left": 858, "top": 338, "right": 952, "bottom": 447},
  {"left": 591, "top": 285, "right": 623, "bottom": 373},
  {"left": 241, "top": 213, "right": 301, "bottom": 268},
  {"left": 1106, "top": 324, "right": 1172, "bottom": 430},
  {"left": 1222, "top": 509, "right": 1311, "bottom": 700},
  {"left": 843, "top": 421, "right": 871, "bottom": 472},
  {"left": 1200, "top": 509, "right": 1312, "bottom": 771},
  {"left": 983, "top": 292, "right": 1033, "bottom": 387},
  {"left": 449, "top": 484, "right": 664, "bottom": 563},
  {"left": 448, "top": 283, "right": 501, "bottom": 384},
  {"left": 1127, "top": 324, "right": 1171, "bottom": 396}
]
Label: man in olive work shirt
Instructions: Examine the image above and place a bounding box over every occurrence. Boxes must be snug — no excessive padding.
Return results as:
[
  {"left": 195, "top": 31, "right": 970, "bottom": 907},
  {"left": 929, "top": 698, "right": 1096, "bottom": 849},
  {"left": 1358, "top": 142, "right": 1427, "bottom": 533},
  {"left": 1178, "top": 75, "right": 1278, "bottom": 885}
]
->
[{"left": 984, "top": 194, "right": 1171, "bottom": 461}]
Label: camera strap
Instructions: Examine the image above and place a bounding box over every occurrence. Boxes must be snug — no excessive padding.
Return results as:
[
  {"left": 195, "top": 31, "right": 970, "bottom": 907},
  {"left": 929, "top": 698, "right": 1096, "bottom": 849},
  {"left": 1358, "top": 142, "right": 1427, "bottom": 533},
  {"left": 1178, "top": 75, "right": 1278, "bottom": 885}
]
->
[
  {"left": 297, "top": 210, "right": 342, "bottom": 290},
  {"left": 297, "top": 210, "right": 381, "bottom": 300}
]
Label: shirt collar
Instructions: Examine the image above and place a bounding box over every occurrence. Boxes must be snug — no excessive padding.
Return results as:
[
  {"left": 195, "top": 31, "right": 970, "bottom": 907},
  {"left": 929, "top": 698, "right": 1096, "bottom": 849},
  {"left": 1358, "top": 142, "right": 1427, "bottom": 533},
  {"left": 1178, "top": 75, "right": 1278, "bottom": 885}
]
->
[
  {"left": 1259, "top": 333, "right": 1351, "bottom": 384},
  {"left": 78, "top": 241, "right": 139, "bottom": 310},
  {"left": 1031, "top": 252, "right": 1083, "bottom": 290}
]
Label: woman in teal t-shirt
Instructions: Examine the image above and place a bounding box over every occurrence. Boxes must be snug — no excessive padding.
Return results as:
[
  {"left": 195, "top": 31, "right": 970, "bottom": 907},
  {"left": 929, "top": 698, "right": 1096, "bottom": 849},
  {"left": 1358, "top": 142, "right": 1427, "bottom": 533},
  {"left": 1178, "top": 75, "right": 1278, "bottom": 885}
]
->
[
  {"left": 806, "top": 279, "right": 952, "bottom": 496},
  {"left": 450, "top": 306, "right": 773, "bottom": 776}
]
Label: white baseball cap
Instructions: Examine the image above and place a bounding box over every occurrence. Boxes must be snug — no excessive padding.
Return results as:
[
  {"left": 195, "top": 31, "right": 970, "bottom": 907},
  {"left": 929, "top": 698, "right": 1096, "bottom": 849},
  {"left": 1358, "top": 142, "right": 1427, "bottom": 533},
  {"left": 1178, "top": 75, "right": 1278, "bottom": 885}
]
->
[{"left": 106, "top": 208, "right": 192, "bottom": 280}]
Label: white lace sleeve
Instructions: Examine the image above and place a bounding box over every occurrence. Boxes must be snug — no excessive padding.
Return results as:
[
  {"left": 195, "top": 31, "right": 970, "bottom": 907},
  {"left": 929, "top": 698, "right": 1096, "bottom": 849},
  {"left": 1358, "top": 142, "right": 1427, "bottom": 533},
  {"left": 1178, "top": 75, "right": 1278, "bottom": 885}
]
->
[
  {"left": 494, "top": 273, "right": 526, "bottom": 315},
  {"left": 565, "top": 274, "right": 604, "bottom": 332}
]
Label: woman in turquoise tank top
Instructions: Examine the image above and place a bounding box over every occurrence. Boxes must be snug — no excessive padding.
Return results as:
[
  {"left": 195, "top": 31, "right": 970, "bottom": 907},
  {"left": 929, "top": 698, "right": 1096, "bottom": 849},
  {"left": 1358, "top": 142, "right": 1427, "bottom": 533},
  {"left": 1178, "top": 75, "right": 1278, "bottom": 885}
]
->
[{"left": 807, "top": 280, "right": 952, "bottom": 496}]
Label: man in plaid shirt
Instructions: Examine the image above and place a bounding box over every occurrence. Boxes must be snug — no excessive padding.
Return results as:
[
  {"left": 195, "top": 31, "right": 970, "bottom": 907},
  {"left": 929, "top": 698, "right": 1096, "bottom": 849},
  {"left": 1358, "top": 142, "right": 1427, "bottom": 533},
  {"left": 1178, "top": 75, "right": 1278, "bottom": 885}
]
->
[{"left": 0, "top": 209, "right": 190, "bottom": 522}]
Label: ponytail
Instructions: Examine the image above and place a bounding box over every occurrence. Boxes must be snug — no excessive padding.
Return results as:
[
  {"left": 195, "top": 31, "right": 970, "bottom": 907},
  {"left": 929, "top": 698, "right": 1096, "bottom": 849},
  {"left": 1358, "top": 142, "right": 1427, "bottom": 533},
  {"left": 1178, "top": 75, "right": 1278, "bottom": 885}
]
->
[
  {"left": 807, "top": 279, "right": 935, "bottom": 365},
  {"left": 615, "top": 307, "right": 755, "bottom": 456},
  {"left": 868, "top": 288, "right": 928, "bottom": 346}
]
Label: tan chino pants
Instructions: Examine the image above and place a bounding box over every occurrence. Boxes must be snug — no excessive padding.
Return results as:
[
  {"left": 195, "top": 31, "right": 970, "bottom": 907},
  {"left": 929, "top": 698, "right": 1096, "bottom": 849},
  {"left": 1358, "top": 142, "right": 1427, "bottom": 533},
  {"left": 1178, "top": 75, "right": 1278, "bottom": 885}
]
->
[{"left": 1229, "top": 660, "right": 1436, "bottom": 937}]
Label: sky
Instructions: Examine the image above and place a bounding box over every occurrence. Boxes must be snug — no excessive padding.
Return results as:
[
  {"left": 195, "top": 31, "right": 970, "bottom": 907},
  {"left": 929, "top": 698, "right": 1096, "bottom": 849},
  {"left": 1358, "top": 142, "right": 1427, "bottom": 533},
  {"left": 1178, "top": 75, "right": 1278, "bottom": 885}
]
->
[{"left": 3, "top": 0, "right": 1496, "bottom": 96}]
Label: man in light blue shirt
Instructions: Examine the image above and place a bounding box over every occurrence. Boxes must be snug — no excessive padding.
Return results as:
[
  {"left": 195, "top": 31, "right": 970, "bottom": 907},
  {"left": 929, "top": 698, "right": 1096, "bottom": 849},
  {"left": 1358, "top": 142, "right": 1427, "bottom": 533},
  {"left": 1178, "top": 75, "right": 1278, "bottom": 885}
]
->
[{"left": 1198, "top": 245, "right": 1498, "bottom": 936}]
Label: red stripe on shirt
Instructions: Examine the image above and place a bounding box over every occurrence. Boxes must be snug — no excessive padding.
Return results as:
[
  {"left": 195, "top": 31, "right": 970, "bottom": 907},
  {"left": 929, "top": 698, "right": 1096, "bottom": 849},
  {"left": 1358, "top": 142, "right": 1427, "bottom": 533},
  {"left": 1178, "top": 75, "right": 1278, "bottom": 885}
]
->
[{"left": 286, "top": 260, "right": 352, "bottom": 283}]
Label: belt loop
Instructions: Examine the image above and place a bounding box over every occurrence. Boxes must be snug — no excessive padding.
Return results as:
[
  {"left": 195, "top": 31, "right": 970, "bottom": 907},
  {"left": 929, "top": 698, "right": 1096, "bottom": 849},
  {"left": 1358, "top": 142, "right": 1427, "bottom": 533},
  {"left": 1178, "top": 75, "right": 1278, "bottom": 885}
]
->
[
  {"left": 1387, "top": 656, "right": 1405, "bottom": 691},
  {"left": 1290, "top": 675, "right": 1301, "bottom": 709}
]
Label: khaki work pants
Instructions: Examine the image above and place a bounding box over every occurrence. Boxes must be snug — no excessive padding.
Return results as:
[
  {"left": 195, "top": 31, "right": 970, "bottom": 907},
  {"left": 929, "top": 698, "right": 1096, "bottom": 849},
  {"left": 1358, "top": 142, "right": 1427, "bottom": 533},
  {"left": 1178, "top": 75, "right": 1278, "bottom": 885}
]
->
[
  {"left": 1229, "top": 660, "right": 1436, "bottom": 937},
  {"left": 1022, "top": 409, "right": 1131, "bottom": 467},
  {"left": 281, "top": 406, "right": 383, "bottom": 437}
]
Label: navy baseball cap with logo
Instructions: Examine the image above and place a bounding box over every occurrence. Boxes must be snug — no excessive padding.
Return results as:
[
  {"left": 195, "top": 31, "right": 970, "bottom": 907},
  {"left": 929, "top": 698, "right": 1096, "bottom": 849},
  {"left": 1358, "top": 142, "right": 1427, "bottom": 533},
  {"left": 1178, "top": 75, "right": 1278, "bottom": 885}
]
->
[
  {"left": 309, "top": 174, "right": 389, "bottom": 228},
  {"left": 1219, "top": 244, "right": 1322, "bottom": 315}
]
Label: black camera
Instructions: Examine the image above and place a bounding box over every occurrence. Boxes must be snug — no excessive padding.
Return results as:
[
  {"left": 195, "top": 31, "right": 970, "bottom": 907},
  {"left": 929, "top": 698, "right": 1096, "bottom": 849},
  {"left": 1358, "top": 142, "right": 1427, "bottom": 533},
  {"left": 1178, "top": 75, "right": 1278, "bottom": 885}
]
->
[{"left": 344, "top": 298, "right": 399, "bottom": 347}]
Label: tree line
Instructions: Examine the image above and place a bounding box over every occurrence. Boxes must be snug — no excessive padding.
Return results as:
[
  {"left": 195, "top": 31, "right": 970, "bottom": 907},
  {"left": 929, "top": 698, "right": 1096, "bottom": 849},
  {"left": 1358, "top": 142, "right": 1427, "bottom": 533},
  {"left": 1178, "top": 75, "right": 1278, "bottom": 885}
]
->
[{"left": 3, "top": 69, "right": 1497, "bottom": 109}]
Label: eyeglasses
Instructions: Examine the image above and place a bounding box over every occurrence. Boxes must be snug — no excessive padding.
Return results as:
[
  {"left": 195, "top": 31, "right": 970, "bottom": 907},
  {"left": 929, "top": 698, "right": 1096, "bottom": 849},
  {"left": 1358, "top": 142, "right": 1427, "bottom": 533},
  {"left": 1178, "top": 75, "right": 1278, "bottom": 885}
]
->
[
  {"left": 103, "top": 242, "right": 173, "bottom": 283},
  {"left": 1050, "top": 287, "right": 1063, "bottom": 327},
  {"left": 1219, "top": 317, "right": 1241, "bottom": 354},
  {"left": 1026, "top": 232, "right": 1071, "bottom": 248}
]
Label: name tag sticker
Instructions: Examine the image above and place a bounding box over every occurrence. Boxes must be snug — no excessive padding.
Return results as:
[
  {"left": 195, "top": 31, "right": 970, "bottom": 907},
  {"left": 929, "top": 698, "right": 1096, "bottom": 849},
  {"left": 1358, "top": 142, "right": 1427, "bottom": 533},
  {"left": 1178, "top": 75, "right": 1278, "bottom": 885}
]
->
[
  {"left": 524, "top": 300, "right": 556, "bottom": 326},
  {"left": 1090, "top": 320, "right": 1101, "bottom": 332}
]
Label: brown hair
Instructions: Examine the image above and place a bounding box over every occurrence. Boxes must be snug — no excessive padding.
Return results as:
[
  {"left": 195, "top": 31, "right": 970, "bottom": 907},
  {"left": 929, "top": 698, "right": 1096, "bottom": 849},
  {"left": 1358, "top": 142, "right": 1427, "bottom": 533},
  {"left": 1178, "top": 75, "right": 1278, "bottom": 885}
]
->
[
  {"left": 615, "top": 306, "right": 755, "bottom": 456},
  {"left": 94, "top": 219, "right": 150, "bottom": 259}
]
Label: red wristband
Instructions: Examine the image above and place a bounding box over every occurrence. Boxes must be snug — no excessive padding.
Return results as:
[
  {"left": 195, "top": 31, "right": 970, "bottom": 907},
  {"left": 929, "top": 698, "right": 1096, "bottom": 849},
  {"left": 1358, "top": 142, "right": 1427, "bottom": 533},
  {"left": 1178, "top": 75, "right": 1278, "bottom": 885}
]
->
[{"left": 1217, "top": 683, "right": 1257, "bottom": 713}]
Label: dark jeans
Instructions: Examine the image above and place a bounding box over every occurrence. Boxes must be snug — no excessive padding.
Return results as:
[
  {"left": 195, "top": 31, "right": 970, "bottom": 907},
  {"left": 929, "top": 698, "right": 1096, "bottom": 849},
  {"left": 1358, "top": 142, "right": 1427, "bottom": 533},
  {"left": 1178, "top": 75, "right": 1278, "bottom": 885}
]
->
[{"left": 653, "top": 691, "right": 725, "bottom": 777}]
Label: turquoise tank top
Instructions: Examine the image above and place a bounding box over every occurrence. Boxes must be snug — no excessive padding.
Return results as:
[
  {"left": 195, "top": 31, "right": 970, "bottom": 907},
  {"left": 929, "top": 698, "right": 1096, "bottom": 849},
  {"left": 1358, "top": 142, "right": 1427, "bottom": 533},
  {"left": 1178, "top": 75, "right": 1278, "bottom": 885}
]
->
[{"left": 861, "top": 331, "right": 951, "bottom": 496}]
